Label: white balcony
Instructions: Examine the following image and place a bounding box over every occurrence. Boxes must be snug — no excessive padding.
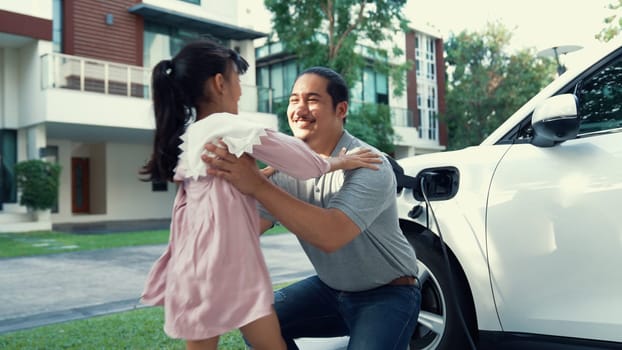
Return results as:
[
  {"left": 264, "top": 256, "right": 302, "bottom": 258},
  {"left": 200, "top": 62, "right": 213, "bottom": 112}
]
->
[{"left": 38, "top": 53, "right": 277, "bottom": 141}]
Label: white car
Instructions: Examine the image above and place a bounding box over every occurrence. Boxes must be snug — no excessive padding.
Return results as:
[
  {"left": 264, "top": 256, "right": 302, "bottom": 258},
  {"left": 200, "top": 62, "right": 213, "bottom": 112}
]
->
[{"left": 397, "top": 40, "right": 622, "bottom": 350}]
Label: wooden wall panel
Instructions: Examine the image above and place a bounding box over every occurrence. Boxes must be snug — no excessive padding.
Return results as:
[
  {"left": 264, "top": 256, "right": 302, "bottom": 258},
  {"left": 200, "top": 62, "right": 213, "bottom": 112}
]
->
[{"left": 64, "top": 0, "right": 143, "bottom": 66}]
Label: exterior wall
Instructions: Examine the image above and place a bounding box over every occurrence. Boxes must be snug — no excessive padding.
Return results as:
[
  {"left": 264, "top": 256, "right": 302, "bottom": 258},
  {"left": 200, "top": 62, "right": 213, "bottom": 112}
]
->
[
  {"left": 405, "top": 31, "right": 418, "bottom": 129},
  {"left": 64, "top": 0, "right": 143, "bottom": 65},
  {"left": 19, "top": 41, "right": 53, "bottom": 129},
  {"left": 52, "top": 139, "right": 71, "bottom": 219},
  {"left": 104, "top": 142, "right": 174, "bottom": 221},
  {"left": 1, "top": 48, "right": 20, "bottom": 129},
  {"left": 51, "top": 139, "right": 175, "bottom": 223},
  {"left": 26, "top": 124, "right": 46, "bottom": 160},
  {"left": 45, "top": 88, "right": 154, "bottom": 129},
  {"left": 435, "top": 38, "right": 448, "bottom": 146},
  {"left": 142, "top": 0, "right": 239, "bottom": 26},
  {"left": 235, "top": 40, "right": 258, "bottom": 86},
  {"left": 0, "top": 0, "right": 52, "bottom": 20},
  {"left": 0, "top": 8, "right": 52, "bottom": 40},
  {"left": 0, "top": 0, "right": 277, "bottom": 227}
]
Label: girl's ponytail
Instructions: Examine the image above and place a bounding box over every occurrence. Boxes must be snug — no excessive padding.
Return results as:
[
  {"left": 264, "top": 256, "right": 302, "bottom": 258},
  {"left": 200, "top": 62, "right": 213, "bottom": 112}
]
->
[{"left": 140, "top": 59, "right": 189, "bottom": 182}]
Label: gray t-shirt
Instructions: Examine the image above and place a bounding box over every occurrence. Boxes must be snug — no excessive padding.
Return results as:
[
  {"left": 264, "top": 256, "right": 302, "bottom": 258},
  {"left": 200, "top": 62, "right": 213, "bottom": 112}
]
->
[{"left": 259, "top": 131, "right": 418, "bottom": 291}]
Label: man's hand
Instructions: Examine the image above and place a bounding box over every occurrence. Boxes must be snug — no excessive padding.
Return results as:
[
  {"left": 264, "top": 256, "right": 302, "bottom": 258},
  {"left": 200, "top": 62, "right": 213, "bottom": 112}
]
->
[{"left": 202, "top": 141, "right": 268, "bottom": 196}]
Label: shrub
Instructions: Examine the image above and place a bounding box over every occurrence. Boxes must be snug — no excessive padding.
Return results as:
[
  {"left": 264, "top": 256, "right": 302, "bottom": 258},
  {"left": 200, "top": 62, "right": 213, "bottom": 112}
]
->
[{"left": 15, "top": 159, "right": 61, "bottom": 211}]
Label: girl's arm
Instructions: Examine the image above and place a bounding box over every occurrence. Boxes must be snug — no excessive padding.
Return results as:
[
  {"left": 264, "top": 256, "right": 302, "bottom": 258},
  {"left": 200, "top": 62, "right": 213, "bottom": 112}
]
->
[
  {"left": 250, "top": 129, "right": 380, "bottom": 180},
  {"left": 326, "top": 147, "right": 381, "bottom": 172}
]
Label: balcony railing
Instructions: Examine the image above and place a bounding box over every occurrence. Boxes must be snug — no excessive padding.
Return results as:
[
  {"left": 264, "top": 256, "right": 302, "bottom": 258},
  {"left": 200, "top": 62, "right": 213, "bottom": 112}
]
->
[
  {"left": 41, "top": 53, "right": 151, "bottom": 98},
  {"left": 40, "top": 53, "right": 274, "bottom": 113},
  {"left": 389, "top": 106, "right": 414, "bottom": 128},
  {"left": 349, "top": 101, "right": 415, "bottom": 128}
]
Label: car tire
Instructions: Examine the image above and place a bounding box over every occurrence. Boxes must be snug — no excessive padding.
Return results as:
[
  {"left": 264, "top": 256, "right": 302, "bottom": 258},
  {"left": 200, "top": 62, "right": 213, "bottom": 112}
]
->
[{"left": 405, "top": 230, "right": 478, "bottom": 350}]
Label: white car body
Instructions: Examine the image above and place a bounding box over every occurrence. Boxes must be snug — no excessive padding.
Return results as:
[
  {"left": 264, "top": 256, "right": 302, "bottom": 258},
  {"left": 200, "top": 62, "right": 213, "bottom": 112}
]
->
[{"left": 397, "top": 39, "right": 622, "bottom": 349}]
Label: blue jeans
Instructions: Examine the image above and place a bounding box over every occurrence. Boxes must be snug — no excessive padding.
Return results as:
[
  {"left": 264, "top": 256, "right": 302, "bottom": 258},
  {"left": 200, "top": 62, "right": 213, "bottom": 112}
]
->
[{"left": 274, "top": 275, "right": 421, "bottom": 350}]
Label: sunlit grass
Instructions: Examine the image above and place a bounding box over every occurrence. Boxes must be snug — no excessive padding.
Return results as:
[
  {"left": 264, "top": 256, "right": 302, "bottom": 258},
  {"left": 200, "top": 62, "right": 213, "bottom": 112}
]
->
[
  {"left": 0, "top": 225, "right": 289, "bottom": 258},
  {"left": 0, "top": 282, "right": 295, "bottom": 350}
]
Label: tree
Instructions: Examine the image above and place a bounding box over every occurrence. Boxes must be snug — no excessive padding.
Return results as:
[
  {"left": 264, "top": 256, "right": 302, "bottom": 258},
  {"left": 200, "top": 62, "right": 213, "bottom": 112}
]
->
[
  {"left": 443, "top": 22, "right": 558, "bottom": 150},
  {"left": 346, "top": 104, "right": 395, "bottom": 154},
  {"left": 596, "top": 0, "right": 622, "bottom": 42},
  {"left": 264, "top": 0, "right": 409, "bottom": 153}
]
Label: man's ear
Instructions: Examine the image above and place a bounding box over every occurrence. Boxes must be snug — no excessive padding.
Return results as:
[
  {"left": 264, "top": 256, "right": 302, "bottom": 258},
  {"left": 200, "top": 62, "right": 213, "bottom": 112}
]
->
[{"left": 336, "top": 101, "right": 348, "bottom": 121}]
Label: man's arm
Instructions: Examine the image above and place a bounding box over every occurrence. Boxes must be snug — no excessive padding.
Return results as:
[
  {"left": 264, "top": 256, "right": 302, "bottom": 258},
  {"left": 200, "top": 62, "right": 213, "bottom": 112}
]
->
[
  {"left": 204, "top": 145, "right": 361, "bottom": 252},
  {"left": 259, "top": 217, "right": 274, "bottom": 234}
]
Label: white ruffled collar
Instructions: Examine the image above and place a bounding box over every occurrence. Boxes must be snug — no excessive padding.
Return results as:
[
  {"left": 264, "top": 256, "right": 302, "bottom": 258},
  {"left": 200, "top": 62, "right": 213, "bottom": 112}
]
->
[{"left": 175, "top": 113, "right": 268, "bottom": 180}]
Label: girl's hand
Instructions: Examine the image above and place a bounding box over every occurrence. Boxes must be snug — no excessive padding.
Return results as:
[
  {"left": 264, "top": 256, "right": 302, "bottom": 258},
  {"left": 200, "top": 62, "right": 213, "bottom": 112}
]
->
[
  {"left": 261, "top": 166, "right": 276, "bottom": 178},
  {"left": 328, "top": 147, "right": 382, "bottom": 171}
]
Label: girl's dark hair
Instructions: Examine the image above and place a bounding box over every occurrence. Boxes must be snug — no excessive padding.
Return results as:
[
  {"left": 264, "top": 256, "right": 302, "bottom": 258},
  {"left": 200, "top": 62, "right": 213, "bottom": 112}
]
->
[{"left": 140, "top": 39, "right": 248, "bottom": 182}]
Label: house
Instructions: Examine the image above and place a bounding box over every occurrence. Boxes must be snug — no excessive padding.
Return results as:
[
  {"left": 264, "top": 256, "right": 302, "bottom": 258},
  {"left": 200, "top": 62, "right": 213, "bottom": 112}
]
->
[
  {"left": 0, "top": 0, "right": 273, "bottom": 231},
  {"left": 0, "top": 0, "right": 446, "bottom": 232},
  {"left": 254, "top": 23, "right": 448, "bottom": 159}
]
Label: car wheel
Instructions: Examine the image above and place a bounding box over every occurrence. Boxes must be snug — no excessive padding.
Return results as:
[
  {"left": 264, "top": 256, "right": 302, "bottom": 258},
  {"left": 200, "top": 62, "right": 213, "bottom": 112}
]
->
[{"left": 406, "top": 230, "right": 477, "bottom": 350}]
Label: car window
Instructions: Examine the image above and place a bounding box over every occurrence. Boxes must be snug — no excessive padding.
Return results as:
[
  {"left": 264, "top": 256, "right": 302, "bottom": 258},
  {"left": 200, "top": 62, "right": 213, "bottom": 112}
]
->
[
  {"left": 576, "top": 55, "right": 622, "bottom": 135},
  {"left": 497, "top": 50, "right": 622, "bottom": 145}
]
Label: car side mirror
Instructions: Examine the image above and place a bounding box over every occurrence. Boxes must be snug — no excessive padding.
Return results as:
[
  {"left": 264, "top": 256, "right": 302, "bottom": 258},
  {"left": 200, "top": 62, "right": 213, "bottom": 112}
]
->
[{"left": 531, "top": 94, "right": 580, "bottom": 147}]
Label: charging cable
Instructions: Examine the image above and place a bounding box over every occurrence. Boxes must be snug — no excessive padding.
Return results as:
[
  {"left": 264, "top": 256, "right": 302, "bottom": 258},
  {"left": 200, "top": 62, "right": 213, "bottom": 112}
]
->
[{"left": 419, "top": 173, "right": 477, "bottom": 350}]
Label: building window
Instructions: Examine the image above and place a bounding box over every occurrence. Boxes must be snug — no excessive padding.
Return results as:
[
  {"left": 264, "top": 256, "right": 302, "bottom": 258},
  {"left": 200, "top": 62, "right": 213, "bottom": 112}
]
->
[
  {"left": 143, "top": 22, "right": 227, "bottom": 69},
  {"left": 416, "top": 83, "right": 439, "bottom": 141},
  {"left": 257, "top": 60, "right": 298, "bottom": 104},
  {"left": 0, "top": 130, "right": 17, "bottom": 205},
  {"left": 52, "top": 0, "right": 63, "bottom": 52},
  {"left": 415, "top": 33, "right": 439, "bottom": 141},
  {"left": 351, "top": 67, "right": 388, "bottom": 106},
  {"left": 415, "top": 34, "right": 436, "bottom": 82}
]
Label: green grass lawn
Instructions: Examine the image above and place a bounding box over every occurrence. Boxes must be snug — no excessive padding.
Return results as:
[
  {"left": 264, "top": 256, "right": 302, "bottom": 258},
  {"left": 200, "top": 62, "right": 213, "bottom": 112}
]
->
[
  {"left": 0, "top": 306, "right": 243, "bottom": 350},
  {"left": 0, "top": 225, "right": 289, "bottom": 258},
  {"left": 0, "top": 225, "right": 292, "bottom": 348},
  {"left": 0, "top": 282, "right": 294, "bottom": 350}
]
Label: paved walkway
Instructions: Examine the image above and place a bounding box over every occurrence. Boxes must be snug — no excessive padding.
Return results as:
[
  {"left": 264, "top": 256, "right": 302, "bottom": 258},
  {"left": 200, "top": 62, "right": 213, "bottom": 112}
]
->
[{"left": 0, "top": 233, "right": 347, "bottom": 349}]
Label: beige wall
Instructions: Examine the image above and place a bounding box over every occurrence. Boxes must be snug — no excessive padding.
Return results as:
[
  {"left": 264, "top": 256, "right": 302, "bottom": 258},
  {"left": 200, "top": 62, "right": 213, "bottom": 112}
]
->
[
  {"left": 51, "top": 139, "right": 175, "bottom": 223},
  {"left": 105, "top": 142, "right": 175, "bottom": 220}
]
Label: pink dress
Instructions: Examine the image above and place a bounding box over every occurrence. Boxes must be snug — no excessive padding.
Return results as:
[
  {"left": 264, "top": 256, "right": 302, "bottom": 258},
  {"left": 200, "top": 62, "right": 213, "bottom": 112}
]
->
[{"left": 141, "top": 113, "right": 330, "bottom": 340}]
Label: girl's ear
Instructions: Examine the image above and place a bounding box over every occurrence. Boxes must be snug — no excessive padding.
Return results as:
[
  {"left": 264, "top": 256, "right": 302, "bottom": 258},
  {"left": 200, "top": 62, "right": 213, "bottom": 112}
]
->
[
  {"left": 203, "top": 73, "right": 225, "bottom": 98},
  {"left": 213, "top": 73, "right": 225, "bottom": 94}
]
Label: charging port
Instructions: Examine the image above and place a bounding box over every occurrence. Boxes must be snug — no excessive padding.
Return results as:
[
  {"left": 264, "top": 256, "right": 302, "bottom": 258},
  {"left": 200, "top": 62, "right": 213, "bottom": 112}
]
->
[{"left": 413, "top": 167, "right": 459, "bottom": 202}]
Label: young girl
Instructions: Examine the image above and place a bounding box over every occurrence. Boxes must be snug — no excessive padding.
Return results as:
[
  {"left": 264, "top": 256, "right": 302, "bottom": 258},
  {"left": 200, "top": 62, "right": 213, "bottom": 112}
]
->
[{"left": 139, "top": 40, "right": 379, "bottom": 350}]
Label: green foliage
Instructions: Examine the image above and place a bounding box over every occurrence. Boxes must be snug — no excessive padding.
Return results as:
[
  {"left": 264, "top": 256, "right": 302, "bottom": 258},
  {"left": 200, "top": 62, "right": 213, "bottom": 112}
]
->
[
  {"left": 273, "top": 97, "right": 292, "bottom": 135},
  {"left": 596, "top": 0, "right": 622, "bottom": 42},
  {"left": 264, "top": 0, "right": 412, "bottom": 96},
  {"left": 264, "top": 0, "right": 410, "bottom": 152},
  {"left": 443, "top": 22, "right": 558, "bottom": 150},
  {"left": 15, "top": 159, "right": 61, "bottom": 211},
  {"left": 346, "top": 103, "right": 395, "bottom": 154}
]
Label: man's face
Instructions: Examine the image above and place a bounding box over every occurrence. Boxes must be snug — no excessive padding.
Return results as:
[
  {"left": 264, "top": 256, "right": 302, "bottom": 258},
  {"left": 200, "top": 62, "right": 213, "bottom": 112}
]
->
[{"left": 287, "top": 73, "right": 346, "bottom": 154}]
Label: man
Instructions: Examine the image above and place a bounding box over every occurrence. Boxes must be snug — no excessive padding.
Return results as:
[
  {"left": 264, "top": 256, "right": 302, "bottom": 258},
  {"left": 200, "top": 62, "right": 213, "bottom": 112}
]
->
[{"left": 204, "top": 67, "right": 420, "bottom": 349}]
